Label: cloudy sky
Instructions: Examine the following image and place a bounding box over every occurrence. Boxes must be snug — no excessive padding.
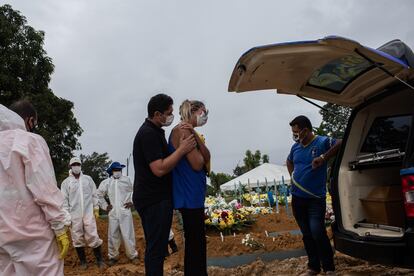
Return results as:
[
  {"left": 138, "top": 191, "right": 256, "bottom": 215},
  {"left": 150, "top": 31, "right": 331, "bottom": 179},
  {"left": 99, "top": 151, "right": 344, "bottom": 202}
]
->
[{"left": 6, "top": 0, "right": 414, "bottom": 176}]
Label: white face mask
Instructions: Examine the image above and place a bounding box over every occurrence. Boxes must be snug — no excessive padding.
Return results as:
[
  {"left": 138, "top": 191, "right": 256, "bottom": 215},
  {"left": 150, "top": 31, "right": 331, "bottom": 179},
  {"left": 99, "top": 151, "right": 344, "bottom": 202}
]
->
[
  {"left": 112, "top": 171, "right": 122, "bottom": 179},
  {"left": 71, "top": 165, "right": 82, "bottom": 175},
  {"left": 161, "top": 114, "right": 174, "bottom": 127},
  {"left": 292, "top": 133, "right": 300, "bottom": 142},
  {"left": 196, "top": 112, "right": 208, "bottom": 127},
  {"left": 292, "top": 129, "right": 305, "bottom": 143}
]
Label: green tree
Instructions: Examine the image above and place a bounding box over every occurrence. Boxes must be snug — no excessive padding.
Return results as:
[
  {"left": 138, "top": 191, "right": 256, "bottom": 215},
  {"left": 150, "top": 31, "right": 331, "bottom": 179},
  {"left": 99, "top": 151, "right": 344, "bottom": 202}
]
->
[
  {"left": 80, "top": 152, "right": 112, "bottom": 187},
  {"left": 233, "top": 164, "right": 245, "bottom": 177},
  {"left": 0, "top": 4, "right": 83, "bottom": 183},
  {"left": 262, "top": 154, "right": 269, "bottom": 163},
  {"left": 233, "top": 149, "right": 270, "bottom": 176},
  {"left": 314, "top": 103, "right": 351, "bottom": 138},
  {"left": 209, "top": 171, "right": 233, "bottom": 195}
]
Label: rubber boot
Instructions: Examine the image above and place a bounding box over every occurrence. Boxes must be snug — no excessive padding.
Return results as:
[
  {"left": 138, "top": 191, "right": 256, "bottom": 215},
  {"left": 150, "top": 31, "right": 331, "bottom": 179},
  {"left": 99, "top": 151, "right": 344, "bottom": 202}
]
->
[
  {"left": 108, "top": 258, "right": 118, "bottom": 266},
  {"left": 93, "top": 245, "right": 106, "bottom": 269},
  {"left": 75, "top": 247, "right": 88, "bottom": 270},
  {"left": 169, "top": 238, "right": 178, "bottom": 254}
]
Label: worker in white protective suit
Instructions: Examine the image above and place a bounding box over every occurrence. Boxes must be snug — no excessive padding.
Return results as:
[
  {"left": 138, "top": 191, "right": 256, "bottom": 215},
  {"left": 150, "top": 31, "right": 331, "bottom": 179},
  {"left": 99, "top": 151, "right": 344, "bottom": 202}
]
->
[
  {"left": 61, "top": 157, "right": 104, "bottom": 269},
  {"left": 97, "top": 162, "right": 138, "bottom": 266},
  {"left": 0, "top": 101, "right": 71, "bottom": 276}
]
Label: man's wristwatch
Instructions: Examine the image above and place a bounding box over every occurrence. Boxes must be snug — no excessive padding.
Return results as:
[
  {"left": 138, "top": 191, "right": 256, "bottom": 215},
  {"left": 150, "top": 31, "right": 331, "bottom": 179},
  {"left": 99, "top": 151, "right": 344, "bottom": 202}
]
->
[{"left": 320, "top": 154, "right": 326, "bottom": 161}]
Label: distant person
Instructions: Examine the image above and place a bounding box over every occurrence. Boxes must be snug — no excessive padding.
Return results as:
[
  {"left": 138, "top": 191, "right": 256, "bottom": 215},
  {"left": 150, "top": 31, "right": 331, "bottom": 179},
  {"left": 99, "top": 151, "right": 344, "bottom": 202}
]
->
[
  {"left": 61, "top": 157, "right": 105, "bottom": 269},
  {"left": 168, "top": 100, "right": 210, "bottom": 276},
  {"left": 286, "top": 115, "right": 342, "bottom": 276},
  {"left": 133, "top": 93, "right": 196, "bottom": 276},
  {"left": 0, "top": 101, "right": 71, "bottom": 275},
  {"left": 97, "top": 161, "right": 138, "bottom": 266}
]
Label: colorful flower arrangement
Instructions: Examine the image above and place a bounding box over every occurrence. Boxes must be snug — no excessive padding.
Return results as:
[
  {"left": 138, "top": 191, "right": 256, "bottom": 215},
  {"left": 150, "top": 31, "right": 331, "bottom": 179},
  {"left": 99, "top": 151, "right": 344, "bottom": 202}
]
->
[
  {"left": 204, "top": 196, "right": 273, "bottom": 234},
  {"left": 242, "top": 193, "right": 290, "bottom": 206},
  {"left": 325, "top": 194, "right": 334, "bottom": 226},
  {"left": 325, "top": 206, "right": 335, "bottom": 226}
]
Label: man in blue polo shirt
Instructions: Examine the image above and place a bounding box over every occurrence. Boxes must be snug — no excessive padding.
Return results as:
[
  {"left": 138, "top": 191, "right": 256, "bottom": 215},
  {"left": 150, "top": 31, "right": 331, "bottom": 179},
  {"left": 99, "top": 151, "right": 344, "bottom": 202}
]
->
[{"left": 286, "top": 115, "right": 342, "bottom": 276}]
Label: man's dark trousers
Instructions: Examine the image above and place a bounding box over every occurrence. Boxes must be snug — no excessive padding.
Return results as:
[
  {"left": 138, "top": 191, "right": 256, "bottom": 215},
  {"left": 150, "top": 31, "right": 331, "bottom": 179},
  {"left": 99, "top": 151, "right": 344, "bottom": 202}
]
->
[
  {"left": 292, "top": 195, "right": 335, "bottom": 272},
  {"left": 137, "top": 199, "right": 173, "bottom": 276}
]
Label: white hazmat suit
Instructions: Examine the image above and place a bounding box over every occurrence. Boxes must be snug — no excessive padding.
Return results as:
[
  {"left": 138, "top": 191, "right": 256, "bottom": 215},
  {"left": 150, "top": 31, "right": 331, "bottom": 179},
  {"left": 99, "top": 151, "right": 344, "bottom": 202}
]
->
[
  {"left": 0, "top": 104, "right": 71, "bottom": 276},
  {"left": 97, "top": 175, "right": 138, "bottom": 260},
  {"left": 61, "top": 172, "right": 103, "bottom": 248}
]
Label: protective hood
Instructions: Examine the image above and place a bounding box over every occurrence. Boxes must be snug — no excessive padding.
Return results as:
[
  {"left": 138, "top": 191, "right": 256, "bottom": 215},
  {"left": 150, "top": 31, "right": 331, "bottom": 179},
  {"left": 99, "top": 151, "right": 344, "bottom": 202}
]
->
[{"left": 0, "top": 104, "right": 26, "bottom": 131}]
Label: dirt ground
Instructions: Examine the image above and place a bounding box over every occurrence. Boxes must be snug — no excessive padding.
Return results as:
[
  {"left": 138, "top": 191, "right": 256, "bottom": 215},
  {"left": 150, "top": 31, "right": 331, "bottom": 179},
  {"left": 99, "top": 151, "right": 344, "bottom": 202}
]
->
[
  {"left": 207, "top": 254, "right": 414, "bottom": 276},
  {"left": 64, "top": 208, "right": 414, "bottom": 275}
]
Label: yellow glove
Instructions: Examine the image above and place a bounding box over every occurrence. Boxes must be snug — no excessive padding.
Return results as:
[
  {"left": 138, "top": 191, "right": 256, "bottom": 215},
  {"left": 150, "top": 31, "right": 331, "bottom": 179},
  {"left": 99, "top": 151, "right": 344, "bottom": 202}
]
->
[
  {"left": 55, "top": 228, "right": 70, "bottom": 259},
  {"left": 94, "top": 208, "right": 100, "bottom": 219}
]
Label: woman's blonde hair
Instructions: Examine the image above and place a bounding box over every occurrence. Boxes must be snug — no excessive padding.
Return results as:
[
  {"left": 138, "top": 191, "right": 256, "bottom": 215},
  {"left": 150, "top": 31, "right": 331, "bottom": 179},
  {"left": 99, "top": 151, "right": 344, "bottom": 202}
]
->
[{"left": 179, "top": 100, "right": 205, "bottom": 122}]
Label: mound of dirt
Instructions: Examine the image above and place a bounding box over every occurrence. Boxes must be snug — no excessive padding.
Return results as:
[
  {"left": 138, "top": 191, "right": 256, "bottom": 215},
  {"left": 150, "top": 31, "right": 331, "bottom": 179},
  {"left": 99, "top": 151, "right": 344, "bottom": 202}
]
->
[
  {"left": 207, "top": 253, "right": 414, "bottom": 276},
  {"left": 64, "top": 206, "right": 414, "bottom": 275},
  {"left": 64, "top": 207, "right": 300, "bottom": 275}
]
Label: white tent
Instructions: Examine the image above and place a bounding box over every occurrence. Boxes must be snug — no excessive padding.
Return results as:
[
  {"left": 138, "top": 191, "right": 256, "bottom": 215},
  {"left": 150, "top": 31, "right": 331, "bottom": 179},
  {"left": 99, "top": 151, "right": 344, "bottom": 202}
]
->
[{"left": 220, "top": 163, "right": 291, "bottom": 192}]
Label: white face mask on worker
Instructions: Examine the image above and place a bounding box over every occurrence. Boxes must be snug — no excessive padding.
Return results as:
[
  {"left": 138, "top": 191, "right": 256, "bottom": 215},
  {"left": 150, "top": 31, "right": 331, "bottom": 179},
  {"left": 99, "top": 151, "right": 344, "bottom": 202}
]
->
[
  {"left": 112, "top": 171, "right": 122, "bottom": 179},
  {"left": 71, "top": 166, "right": 81, "bottom": 174}
]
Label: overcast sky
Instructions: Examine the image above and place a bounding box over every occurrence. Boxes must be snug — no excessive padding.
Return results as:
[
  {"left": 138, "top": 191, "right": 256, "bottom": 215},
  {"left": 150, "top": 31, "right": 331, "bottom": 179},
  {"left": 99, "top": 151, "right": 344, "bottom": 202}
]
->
[{"left": 6, "top": 0, "right": 414, "bottom": 176}]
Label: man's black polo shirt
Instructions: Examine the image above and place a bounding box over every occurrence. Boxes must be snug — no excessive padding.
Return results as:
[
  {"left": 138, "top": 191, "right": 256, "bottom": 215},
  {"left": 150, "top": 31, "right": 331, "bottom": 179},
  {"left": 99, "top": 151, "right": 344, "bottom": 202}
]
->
[{"left": 132, "top": 119, "right": 172, "bottom": 210}]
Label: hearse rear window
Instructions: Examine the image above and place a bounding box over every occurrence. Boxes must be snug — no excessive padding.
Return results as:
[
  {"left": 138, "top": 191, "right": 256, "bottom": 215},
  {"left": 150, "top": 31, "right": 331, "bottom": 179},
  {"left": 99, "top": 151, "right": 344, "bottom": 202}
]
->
[
  {"left": 360, "top": 114, "right": 412, "bottom": 153},
  {"left": 308, "top": 55, "right": 372, "bottom": 93}
]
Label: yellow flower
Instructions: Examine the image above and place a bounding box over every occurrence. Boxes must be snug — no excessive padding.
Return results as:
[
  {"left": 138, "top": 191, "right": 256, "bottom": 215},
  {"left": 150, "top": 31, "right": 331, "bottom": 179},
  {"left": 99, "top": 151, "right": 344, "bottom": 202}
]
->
[{"left": 219, "top": 220, "right": 227, "bottom": 229}]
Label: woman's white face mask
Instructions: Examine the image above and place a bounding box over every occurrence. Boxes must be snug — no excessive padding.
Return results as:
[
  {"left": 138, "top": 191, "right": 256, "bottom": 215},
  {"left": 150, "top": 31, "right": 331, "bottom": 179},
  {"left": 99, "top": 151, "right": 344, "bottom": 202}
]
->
[
  {"left": 196, "top": 111, "right": 208, "bottom": 127},
  {"left": 71, "top": 165, "right": 82, "bottom": 175}
]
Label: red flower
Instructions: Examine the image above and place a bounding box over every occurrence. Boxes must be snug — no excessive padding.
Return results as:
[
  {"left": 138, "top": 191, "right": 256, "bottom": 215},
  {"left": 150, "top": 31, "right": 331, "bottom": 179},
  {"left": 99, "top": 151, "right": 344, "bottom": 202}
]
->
[{"left": 221, "top": 211, "right": 229, "bottom": 221}]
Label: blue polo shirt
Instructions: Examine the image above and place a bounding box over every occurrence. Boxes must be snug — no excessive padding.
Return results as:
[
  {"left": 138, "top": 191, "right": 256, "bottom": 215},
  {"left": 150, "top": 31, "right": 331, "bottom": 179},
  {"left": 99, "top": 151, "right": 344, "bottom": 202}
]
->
[{"left": 287, "top": 135, "right": 336, "bottom": 199}]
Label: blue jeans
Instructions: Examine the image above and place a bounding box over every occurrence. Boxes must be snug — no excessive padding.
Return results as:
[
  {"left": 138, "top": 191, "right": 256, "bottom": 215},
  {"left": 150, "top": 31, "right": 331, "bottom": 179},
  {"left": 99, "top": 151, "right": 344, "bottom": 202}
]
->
[
  {"left": 137, "top": 200, "right": 173, "bottom": 276},
  {"left": 292, "top": 195, "right": 335, "bottom": 272}
]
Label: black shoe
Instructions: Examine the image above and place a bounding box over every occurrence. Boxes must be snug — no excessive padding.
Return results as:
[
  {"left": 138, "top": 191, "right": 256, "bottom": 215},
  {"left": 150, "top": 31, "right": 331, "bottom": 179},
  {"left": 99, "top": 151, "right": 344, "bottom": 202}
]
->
[
  {"left": 108, "top": 258, "right": 118, "bottom": 266},
  {"left": 75, "top": 247, "right": 88, "bottom": 269},
  {"left": 130, "top": 257, "right": 139, "bottom": 265},
  {"left": 93, "top": 246, "right": 106, "bottom": 269},
  {"left": 169, "top": 238, "right": 178, "bottom": 254}
]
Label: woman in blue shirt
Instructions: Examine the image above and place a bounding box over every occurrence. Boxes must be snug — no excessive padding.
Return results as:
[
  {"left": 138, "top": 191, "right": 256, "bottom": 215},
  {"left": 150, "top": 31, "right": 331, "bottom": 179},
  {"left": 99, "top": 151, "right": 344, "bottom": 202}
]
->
[{"left": 168, "top": 100, "right": 210, "bottom": 276}]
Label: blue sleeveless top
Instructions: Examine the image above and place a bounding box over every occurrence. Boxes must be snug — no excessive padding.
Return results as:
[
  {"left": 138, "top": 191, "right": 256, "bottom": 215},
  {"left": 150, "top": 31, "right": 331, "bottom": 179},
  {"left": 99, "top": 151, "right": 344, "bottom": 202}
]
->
[{"left": 168, "top": 135, "right": 207, "bottom": 209}]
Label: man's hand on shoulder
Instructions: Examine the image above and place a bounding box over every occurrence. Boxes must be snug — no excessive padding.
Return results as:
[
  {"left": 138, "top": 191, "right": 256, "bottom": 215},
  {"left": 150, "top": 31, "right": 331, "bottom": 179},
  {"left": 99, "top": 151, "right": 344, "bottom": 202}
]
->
[
  {"left": 177, "top": 132, "right": 196, "bottom": 155},
  {"left": 179, "top": 122, "right": 194, "bottom": 133}
]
